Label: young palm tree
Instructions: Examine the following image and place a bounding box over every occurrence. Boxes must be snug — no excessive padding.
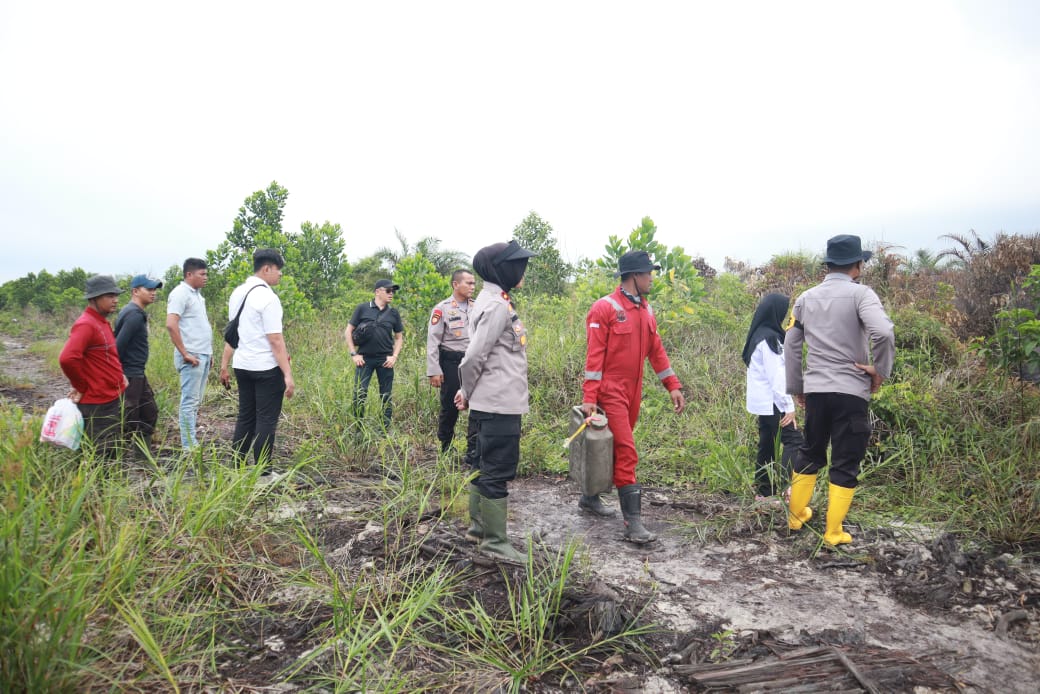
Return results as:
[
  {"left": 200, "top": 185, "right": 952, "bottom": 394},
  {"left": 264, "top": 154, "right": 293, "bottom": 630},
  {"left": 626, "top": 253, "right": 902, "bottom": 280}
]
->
[
  {"left": 938, "top": 229, "right": 991, "bottom": 268},
  {"left": 374, "top": 229, "right": 470, "bottom": 275},
  {"left": 900, "top": 248, "right": 945, "bottom": 274}
]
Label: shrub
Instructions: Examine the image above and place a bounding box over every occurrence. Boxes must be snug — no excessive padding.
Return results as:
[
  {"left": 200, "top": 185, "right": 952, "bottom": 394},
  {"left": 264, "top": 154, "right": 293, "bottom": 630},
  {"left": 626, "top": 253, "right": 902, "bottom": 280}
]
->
[{"left": 939, "top": 231, "right": 1040, "bottom": 340}]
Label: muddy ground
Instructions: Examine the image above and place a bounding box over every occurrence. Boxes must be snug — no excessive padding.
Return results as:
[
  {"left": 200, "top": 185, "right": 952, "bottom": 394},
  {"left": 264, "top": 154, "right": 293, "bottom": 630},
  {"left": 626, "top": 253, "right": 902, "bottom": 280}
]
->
[{"left": 5, "top": 335, "right": 1039, "bottom": 692}]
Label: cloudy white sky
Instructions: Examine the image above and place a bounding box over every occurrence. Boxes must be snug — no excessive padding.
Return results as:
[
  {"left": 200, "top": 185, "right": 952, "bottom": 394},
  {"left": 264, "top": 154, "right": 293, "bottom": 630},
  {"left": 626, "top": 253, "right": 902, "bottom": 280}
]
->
[{"left": 2, "top": 0, "right": 1038, "bottom": 283}]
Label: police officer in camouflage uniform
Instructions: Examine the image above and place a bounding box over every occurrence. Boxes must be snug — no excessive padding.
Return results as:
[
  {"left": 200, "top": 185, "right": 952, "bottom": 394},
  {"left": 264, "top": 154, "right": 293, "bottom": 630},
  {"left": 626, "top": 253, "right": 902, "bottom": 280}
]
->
[{"left": 426, "top": 269, "right": 478, "bottom": 456}]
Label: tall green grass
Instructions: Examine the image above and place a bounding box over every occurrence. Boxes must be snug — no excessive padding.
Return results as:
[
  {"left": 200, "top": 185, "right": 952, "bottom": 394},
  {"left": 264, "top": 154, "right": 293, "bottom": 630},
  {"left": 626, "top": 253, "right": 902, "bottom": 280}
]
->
[{"left": 3, "top": 269, "right": 1040, "bottom": 689}]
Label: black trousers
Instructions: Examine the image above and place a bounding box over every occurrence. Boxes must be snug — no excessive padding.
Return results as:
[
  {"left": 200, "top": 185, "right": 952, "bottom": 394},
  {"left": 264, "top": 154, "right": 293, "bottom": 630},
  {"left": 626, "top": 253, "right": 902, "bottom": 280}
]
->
[
  {"left": 469, "top": 410, "right": 521, "bottom": 499},
  {"left": 78, "top": 397, "right": 122, "bottom": 459},
  {"left": 123, "top": 375, "right": 158, "bottom": 439},
  {"left": 793, "top": 392, "right": 871, "bottom": 488},
  {"left": 353, "top": 356, "right": 394, "bottom": 428},
  {"left": 233, "top": 366, "right": 286, "bottom": 465},
  {"left": 755, "top": 406, "right": 804, "bottom": 496},
  {"left": 437, "top": 349, "right": 477, "bottom": 456}
]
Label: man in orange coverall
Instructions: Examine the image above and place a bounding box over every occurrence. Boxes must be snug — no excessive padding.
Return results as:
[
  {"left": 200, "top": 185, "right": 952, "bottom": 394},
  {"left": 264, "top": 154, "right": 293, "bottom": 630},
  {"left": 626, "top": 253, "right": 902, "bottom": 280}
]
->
[{"left": 581, "top": 250, "right": 686, "bottom": 543}]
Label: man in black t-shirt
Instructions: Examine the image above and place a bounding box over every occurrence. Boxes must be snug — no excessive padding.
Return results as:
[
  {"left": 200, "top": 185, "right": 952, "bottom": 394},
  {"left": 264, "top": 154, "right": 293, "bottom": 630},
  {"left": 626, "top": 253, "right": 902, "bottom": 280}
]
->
[
  {"left": 344, "top": 279, "right": 405, "bottom": 428},
  {"left": 115, "top": 274, "right": 163, "bottom": 449}
]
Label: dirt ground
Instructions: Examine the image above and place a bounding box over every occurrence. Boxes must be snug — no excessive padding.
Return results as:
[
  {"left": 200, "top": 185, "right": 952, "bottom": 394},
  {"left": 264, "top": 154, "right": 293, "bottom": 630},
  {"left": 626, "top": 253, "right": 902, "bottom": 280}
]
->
[{"left": 5, "top": 334, "right": 1039, "bottom": 692}]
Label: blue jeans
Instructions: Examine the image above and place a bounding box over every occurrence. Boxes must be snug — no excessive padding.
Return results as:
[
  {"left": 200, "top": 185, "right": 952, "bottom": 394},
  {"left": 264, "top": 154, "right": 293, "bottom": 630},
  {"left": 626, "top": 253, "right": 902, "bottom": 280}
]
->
[
  {"left": 353, "top": 357, "right": 394, "bottom": 428},
  {"left": 175, "top": 352, "right": 211, "bottom": 448}
]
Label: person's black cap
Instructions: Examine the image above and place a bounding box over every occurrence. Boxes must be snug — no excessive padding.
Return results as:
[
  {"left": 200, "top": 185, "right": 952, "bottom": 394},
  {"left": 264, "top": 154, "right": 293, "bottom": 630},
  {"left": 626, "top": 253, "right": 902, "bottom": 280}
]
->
[
  {"left": 493, "top": 240, "right": 537, "bottom": 264},
  {"left": 823, "top": 235, "right": 873, "bottom": 265},
  {"left": 374, "top": 279, "right": 400, "bottom": 292},
  {"left": 615, "top": 250, "right": 661, "bottom": 277}
]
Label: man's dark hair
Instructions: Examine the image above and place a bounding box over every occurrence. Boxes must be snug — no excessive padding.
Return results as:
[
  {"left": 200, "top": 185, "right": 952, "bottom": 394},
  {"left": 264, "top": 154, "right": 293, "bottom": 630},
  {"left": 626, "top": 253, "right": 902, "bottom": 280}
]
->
[
  {"left": 183, "top": 257, "right": 207, "bottom": 275},
  {"left": 826, "top": 261, "right": 861, "bottom": 272},
  {"left": 451, "top": 268, "right": 473, "bottom": 284},
  {"left": 253, "top": 248, "right": 285, "bottom": 272}
]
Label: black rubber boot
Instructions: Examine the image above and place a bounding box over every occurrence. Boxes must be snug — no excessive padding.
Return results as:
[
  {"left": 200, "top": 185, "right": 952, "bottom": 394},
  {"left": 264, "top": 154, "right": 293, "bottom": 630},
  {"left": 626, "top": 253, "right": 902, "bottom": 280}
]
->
[
  {"left": 618, "top": 484, "right": 656, "bottom": 544},
  {"left": 578, "top": 494, "right": 616, "bottom": 518}
]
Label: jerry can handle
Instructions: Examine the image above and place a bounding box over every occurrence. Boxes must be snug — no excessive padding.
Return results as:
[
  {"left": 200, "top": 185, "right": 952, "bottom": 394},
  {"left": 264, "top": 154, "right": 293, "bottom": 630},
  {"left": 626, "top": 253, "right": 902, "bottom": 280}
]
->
[{"left": 571, "top": 404, "right": 605, "bottom": 418}]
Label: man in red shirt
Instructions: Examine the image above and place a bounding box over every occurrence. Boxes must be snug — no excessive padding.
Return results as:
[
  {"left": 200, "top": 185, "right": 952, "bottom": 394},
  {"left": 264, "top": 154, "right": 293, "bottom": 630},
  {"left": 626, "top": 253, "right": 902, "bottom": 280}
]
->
[
  {"left": 59, "top": 275, "right": 128, "bottom": 458},
  {"left": 582, "top": 250, "right": 686, "bottom": 543}
]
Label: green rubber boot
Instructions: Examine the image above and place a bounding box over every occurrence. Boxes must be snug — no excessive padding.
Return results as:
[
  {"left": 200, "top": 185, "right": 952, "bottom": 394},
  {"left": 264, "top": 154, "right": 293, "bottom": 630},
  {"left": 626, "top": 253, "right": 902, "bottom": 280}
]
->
[
  {"left": 478, "top": 495, "right": 527, "bottom": 564},
  {"left": 465, "top": 484, "right": 483, "bottom": 543}
]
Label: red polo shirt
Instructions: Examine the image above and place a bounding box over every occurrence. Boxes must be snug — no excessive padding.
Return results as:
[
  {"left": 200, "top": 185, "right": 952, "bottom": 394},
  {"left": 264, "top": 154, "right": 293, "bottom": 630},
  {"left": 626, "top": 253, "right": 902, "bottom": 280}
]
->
[{"left": 59, "top": 306, "right": 126, "bottom": 404}]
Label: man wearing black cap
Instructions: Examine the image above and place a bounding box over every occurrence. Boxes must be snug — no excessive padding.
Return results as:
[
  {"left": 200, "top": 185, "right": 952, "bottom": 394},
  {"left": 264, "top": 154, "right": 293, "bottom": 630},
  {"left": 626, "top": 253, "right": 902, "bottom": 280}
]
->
[
  {"left": 345, "top": 279, "right": 405, "bottom": 429},
  {"left": 785, "top": 235, "right": 895, "bottom": 546},
  {"left": 59, "top": 274, "right": 129, "bottom": 458},
  {"left": 581, "top": 250, "right": 686, "bottom": 543},
  {"left": 115, "top": 275, "right": 164, "bottom": 449}
]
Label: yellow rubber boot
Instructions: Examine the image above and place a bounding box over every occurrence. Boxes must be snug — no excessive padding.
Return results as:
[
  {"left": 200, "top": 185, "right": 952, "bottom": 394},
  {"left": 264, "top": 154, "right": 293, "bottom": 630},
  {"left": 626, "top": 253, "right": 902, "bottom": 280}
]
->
[
  {"left": 787, "top": 472, "right": 816, "bottom": 530},
  {"left": 824, "top": 483, "right": 856, "bottom": 545}
]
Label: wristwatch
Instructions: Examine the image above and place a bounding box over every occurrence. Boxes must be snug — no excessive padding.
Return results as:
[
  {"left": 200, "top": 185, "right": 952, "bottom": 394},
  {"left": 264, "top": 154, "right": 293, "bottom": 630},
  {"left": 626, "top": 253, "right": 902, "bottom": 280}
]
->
[{"left": 350, "top": 350, "right": 357, "bottom": 356}]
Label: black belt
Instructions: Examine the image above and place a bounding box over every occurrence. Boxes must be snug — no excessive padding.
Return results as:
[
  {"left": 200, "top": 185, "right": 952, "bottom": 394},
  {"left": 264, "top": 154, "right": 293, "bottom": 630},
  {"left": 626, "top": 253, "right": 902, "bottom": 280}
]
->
[{"left": 439, "top": 348, "right": 465, "bottom": 362}]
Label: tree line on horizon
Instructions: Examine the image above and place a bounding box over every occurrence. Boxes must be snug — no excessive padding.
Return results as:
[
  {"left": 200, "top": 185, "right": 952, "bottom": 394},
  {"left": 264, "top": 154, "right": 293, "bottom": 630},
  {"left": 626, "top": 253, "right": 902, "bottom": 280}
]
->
[{"left": 3, "top": 180, "right": 1040, "bottom": 378}]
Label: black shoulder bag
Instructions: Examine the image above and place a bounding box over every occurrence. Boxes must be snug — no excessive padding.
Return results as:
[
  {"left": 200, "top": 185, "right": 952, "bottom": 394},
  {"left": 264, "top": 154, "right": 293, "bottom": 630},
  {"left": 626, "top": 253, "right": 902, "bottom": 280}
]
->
[{"left": 223, "top": 285, "right": 265, "bottom": 348}]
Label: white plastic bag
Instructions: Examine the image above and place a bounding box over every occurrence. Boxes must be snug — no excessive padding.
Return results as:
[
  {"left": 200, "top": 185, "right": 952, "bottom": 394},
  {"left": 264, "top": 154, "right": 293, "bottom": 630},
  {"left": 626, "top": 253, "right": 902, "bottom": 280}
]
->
[{"left": 39, "top": 398, "right": 84, "bottom": 450}]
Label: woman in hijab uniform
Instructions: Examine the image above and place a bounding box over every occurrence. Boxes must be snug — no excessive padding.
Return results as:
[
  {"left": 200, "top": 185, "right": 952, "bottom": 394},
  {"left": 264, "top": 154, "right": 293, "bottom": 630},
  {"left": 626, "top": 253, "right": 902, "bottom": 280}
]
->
[
  {"left": 742, "top": 293, "right": 804, "bottom": 504},
  {"left": 454, "top": 240, "right": 537, "bottom": 563}
]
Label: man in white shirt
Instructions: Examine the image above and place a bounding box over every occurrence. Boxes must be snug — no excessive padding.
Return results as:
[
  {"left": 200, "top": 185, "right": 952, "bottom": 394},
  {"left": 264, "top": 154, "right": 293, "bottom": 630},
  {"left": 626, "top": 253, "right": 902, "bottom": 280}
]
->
[
  {"left": 219, "top": 249, "right": 295, "bottom": 466},
  {"left": 166, "top": 258, "right": 213, "bottom": 449}
]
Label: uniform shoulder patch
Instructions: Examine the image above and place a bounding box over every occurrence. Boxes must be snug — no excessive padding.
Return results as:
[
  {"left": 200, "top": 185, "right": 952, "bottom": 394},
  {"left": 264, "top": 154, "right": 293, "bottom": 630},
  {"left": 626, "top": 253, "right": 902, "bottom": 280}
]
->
[{"left": 431, "top": 308, "right": 442, "bottom": 325}]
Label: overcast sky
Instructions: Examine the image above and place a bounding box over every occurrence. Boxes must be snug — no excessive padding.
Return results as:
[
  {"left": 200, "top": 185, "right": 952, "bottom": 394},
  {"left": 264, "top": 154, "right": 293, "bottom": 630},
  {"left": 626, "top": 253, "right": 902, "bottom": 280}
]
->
[{"left": 2, "top": 0, "right": 1038, "bottom": 283}]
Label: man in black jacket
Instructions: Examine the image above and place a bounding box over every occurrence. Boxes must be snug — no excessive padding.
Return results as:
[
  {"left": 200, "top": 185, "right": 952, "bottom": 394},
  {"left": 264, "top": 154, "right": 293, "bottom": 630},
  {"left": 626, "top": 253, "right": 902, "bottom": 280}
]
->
[
  {"left": 345, "top": 279, "right": 405, "bottom": 429},
  {"left": 114, "top": 274, "right": 163, "bottom": 449}
]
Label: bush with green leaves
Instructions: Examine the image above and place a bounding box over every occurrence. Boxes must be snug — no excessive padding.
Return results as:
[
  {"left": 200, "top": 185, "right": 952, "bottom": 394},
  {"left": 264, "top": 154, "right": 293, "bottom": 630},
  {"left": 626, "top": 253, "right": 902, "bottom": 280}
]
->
[
  {"left": 391, "top": 253, "right": 451, "bottom": 334},
  {"left": 511, "top": 211, "right": 572, "bottom": 296},
  {"left": 597, "top": 216, "right": 705, "bottom": 297},
  {"left": 973, "top": 265, "right": 1040, "bottom": 381}
]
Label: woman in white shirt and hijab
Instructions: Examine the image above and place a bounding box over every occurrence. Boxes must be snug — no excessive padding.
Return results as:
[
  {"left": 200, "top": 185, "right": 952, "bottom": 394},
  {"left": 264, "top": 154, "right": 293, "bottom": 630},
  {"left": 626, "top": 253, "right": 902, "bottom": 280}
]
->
[{"left": 742, "top": 293, "right": 804, "bottom": 503}]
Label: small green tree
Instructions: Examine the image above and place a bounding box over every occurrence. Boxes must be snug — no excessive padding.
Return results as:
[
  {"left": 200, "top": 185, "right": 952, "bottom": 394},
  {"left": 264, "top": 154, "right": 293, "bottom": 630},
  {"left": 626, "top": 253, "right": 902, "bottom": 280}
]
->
[
  {"left": 391, "top": 253, "right": 451, "bottom": 335},
  {"left": 227, "top": 181, "right": 288, "bottom": 253},
  {"left": 292, "top": 221, "right": 347, "bottom": 309},
  {"left": 510, "top": 211, "right": 571, "bottom": 296},
  {"left": 596, "top": 216, "right": 704, "bottom": 301},
  {"left": 215, "top": 227, "right": 315, "bottom": 324}
]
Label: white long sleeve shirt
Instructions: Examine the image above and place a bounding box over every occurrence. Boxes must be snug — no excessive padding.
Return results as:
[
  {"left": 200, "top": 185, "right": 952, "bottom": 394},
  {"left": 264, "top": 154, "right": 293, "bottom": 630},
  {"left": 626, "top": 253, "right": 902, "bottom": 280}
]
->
[{"left": 746, "top": 340, "right": 795, "bottom": 416}]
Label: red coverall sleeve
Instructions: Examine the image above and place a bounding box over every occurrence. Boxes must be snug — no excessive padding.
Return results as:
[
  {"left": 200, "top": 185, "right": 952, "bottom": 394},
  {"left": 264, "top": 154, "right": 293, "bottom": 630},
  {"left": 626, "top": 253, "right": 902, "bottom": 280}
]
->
[
  {"left": 582, "top": 301, "right": 609, "bottom": 404},
  {"left": 647, "top": 318, "right": 682, "bottom": 393},
  {"left": 59, "top": 322, "right": 91, "bottom": 394}
]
